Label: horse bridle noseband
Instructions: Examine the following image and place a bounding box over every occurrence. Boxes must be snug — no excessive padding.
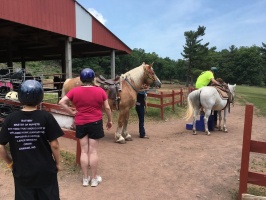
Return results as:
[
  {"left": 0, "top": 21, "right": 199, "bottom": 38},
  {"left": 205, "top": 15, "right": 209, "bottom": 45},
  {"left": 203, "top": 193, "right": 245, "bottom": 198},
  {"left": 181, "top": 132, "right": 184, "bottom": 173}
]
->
[{"left": 143, "top": 66, "right": 156, "bottom": 85}]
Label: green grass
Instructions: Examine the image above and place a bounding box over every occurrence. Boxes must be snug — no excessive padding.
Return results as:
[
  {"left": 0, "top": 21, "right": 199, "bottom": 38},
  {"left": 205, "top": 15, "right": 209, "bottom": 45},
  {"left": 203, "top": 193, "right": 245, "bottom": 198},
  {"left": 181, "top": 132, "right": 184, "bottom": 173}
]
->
[
  {"left": 43, "top": 93, "right": 59, "bottom": 104},
  {"left": 235, "top": 85, "right": 266, "bottom": 116},
  {"left": 58, "top": 151, "right": 80, "bottom": 178}
]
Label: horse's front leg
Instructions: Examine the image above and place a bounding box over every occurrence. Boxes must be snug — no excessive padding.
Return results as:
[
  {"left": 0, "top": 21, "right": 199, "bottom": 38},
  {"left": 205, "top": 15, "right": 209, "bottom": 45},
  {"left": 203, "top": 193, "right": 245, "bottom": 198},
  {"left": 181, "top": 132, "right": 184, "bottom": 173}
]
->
[
  {"left": 204, "top": 110, "right": 212, "bottom": 135},
  {"left": 115, "top": 111, "right": 127, "bottom": 144},
  {"left": 218, "top": 111, "right": 223, "bottom": 131},
  {"left": 223, "top": 108, "right": 228, "bottom": 132},
  {"left": 121, "top": 110, "right": 132, "bottom": 141}
]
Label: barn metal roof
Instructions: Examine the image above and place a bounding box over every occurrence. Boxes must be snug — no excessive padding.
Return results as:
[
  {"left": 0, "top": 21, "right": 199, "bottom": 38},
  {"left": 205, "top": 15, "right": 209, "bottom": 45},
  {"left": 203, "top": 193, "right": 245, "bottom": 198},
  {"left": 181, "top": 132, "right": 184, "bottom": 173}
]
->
[{"left": 0, "top": 0, "right": 131, "bottom": 63}]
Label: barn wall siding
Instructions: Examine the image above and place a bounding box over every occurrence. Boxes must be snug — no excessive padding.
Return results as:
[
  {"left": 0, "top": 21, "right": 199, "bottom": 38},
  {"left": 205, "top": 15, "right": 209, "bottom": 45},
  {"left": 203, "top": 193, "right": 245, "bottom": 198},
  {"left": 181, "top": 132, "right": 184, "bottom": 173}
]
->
[
  {"left": 75, "top": 3, "right": 92, "bottom": 42},
  {"left": 92, "top": 18, "right": 131, "bottom": 54},
  {"left": 0, "top": 0, "right": 76, "bottom": 37}
]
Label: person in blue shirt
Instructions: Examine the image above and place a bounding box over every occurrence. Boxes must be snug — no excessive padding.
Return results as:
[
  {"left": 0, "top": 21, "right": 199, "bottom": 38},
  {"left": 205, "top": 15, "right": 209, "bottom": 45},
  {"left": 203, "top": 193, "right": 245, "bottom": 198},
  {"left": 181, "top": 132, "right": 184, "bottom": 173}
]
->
[{"left": 135, "top": 85, "right": 149, "bottom": 139}]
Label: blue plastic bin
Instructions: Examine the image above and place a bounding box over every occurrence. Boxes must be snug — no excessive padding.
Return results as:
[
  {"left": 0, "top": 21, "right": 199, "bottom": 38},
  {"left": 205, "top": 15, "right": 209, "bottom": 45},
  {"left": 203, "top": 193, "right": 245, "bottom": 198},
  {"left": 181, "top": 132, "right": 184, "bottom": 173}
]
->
[{"left": 186, "top": 114, "right": 214, "bottom": 132}]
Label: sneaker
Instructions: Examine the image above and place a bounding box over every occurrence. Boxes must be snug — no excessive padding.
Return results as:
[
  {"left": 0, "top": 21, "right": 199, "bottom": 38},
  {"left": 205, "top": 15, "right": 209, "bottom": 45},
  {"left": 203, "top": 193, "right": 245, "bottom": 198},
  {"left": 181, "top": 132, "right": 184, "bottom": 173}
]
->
[
  {"left": 83, "top": 176, "right": 90, "bottom": 187},
  {"left": 90, "top": 176, "right": 102, "bottom": 187},
  {"left": 140, "top": 135, "right": 149, "bottom": 139}
]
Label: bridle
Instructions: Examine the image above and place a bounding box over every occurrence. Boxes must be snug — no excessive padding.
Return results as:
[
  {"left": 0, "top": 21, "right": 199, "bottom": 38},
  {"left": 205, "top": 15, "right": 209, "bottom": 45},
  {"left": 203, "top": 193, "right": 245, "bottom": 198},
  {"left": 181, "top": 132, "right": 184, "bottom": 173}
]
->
[
  {"left": 143, "top": 66, "right": 157, "bottom": 86},
  {"left": 124, "top": 65, "right": 157, "bottom": 93}
]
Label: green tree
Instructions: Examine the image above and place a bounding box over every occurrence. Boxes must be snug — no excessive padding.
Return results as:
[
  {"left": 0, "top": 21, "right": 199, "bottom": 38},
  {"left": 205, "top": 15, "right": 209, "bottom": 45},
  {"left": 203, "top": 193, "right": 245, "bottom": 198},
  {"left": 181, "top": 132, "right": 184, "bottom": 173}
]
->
[{"left": 181, "top": 25, "right": 209, "bottom": 86}]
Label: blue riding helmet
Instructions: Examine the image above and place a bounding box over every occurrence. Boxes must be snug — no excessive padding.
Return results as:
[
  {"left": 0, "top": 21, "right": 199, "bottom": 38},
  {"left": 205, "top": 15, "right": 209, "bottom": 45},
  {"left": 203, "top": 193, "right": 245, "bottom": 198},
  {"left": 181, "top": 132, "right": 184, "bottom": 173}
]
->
[
  {"left": 18, "top": 80, "right": 43, "bottom": 106},
  {"left": 80, "top": 68, "right": 95, "bottom": 82},
  {"left": 210, "top": 67, "right": 218, "bottom": 72}
]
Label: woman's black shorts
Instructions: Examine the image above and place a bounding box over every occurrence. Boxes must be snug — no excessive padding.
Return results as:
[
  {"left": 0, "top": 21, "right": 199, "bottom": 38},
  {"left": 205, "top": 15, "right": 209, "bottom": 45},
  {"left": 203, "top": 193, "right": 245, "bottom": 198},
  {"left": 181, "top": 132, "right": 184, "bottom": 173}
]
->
[{"left": 76, "top": 119, "right": 105, "bottom": 139}]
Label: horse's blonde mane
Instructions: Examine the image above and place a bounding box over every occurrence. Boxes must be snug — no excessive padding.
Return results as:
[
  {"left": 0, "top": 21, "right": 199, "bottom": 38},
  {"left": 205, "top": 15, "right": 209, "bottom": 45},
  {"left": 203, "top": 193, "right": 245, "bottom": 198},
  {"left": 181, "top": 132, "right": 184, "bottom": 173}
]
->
[{"left": 121, "top": 62, "right": 147, "bottom": 87}]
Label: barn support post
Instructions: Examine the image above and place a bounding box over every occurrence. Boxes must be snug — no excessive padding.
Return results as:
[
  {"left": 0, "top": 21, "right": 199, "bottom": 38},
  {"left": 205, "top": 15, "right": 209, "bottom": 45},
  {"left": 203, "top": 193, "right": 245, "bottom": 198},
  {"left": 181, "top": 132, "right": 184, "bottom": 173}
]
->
[
  {"left": 65, "top": 37, "right": 72, "bottom": 78},
  {"left": 180, "top": 88, "right": 183, "bottom": 106},
  {"left": 110, "top": 50, "right": 115, "bottom": 79},
  {"left": 172, "top": 90, "right": 175, "bottom": 111},
  {"left": 7, "top": 39, "right": 13, "bottom": 73},
  {"left": 21, "top": 59, "right": 26, "bottom": 69}
]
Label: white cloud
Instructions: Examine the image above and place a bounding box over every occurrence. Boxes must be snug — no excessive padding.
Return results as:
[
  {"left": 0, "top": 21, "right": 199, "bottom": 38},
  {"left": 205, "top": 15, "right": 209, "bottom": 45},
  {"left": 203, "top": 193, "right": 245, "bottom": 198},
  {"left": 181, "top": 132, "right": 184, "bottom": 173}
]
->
[{"left": 88, "top": 8, "right": 107, "bottom": 25}]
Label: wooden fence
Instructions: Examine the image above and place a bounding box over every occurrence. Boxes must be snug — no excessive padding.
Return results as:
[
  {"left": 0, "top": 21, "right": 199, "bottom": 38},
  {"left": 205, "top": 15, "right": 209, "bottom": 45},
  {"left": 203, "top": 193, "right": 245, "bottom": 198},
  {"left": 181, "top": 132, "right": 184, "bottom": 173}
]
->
[
  {"left": 238, "top": 104, "right": 266, "bottom": 199},
  {"left": 147, "top": 87, "right": 193, "bottom": 120},
  {"left": 0, "top": 87, "right": 194, "bottom": 165}
]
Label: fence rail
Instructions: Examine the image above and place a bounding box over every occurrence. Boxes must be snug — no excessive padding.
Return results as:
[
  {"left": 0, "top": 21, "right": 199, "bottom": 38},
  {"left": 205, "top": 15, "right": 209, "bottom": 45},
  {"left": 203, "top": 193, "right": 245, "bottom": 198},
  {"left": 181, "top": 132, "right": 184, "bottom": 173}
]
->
[
  {"left": 238, "top": 104, "right": 266, "bottom": 199},
  {"left": 0, "top": 86, "right": 194, "bottom": 164},
  {"left": 147, "top": 87, "right": 193, "bottom": 119}
]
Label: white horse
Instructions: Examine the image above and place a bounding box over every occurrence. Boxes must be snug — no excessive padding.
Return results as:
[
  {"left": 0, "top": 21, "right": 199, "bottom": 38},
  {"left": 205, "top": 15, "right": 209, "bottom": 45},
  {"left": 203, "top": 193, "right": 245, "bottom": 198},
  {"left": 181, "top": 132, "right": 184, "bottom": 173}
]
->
[{"left": 184, "top": 84, "right": 236, "bottom": 135}]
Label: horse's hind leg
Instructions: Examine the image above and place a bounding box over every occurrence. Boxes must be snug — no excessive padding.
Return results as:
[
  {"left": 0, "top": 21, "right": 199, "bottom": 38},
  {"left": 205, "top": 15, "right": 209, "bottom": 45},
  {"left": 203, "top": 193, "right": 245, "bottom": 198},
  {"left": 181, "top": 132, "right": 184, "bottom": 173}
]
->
[
  {"left": 204, "top": 110, "right": 212, "bottom": 135},
  {"left": 192, "top": 109, "right": 200, "bottom": 135}
]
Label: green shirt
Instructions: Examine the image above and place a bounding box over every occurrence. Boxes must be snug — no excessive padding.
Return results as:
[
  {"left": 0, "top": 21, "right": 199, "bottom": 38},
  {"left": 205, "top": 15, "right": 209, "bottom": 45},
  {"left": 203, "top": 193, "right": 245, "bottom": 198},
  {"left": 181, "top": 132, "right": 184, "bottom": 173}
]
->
[{"left": 195, "top": 71, "right": 214, "bottom": 89}]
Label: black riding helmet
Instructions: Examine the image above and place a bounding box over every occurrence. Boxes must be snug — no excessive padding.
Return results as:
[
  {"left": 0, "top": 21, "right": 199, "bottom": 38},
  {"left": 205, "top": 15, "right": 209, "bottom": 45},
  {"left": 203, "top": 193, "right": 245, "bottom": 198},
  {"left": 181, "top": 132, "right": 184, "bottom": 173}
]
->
[
  {"left": 18, "top": 80, "right": 43, "bottom": 106},
  {"left": 80, "top": 68, "right": 95, "bottom": 83}
]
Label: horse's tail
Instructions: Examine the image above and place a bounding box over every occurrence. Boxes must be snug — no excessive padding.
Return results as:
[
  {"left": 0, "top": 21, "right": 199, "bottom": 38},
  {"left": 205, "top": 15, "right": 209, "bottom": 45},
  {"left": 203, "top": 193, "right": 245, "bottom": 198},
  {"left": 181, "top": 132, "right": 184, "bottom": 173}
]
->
[
  {"left": 183, "top": 90, "right": 200, "bottom": 121},
  {"left": 61, "top": 78, "right": 70, "bottom": 98}
]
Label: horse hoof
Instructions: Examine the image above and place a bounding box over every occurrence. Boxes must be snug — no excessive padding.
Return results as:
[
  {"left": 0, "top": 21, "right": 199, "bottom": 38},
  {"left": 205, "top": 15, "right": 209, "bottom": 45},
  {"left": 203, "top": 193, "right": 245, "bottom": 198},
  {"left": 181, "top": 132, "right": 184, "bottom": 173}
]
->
[
  {"left": 115, "top": 136, "right": 126, "bottom": 144},
  {"left": 125, "top": 137, "right": 133, "bottom": 141},
  {"left": 192, "top": 132, "right": 197, "bottom": 135},
  {"left": 125, "top": 134, "right": 133, "bottom": 141},
  {"left": 116, "top": 138, "right": 126, "bottom": 144},
  {"left": 207, "top": 132, "right": 211, "bottom": 136}
]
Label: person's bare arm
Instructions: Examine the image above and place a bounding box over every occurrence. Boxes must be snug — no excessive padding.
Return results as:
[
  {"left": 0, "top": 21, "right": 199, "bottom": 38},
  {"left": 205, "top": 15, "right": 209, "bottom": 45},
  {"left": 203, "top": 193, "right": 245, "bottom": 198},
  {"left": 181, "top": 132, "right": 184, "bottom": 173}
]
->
[
  {"left": 103, "top": 100, "right": 112, "bottom": 130},
  {"left": 211, "top": 78, "right": 221, "bottom": 85},
  {"left": 0, "top": 144, "right": 13, "bottom": 168},
  {"left": 59, "top": 96, "right": 76, "bottom": 116},
  {"left": 50, "top": 139, "right": 62, "bottom": 171}
]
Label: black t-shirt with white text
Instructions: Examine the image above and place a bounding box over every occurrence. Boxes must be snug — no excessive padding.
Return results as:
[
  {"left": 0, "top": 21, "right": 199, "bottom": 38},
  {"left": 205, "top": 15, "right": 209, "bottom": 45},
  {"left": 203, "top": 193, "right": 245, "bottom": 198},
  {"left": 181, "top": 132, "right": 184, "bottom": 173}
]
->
[{"left": 0, "top": 110, "right": 64, "bottom": 188}]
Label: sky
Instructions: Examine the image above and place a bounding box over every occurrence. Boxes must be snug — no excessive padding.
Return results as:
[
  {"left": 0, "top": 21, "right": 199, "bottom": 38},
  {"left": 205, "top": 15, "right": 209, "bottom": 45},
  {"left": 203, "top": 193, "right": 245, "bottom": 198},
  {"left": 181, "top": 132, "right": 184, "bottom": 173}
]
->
[{"left": 77, "top": 0, "right": 266, "bottom": 60}]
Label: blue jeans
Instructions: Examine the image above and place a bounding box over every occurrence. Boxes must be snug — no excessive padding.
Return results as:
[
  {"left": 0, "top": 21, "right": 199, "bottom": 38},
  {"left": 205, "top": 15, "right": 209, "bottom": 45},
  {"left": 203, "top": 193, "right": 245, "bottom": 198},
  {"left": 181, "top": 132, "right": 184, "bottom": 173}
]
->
[{"left": 135, "top": 105, "right": 146, "bottom": 137}]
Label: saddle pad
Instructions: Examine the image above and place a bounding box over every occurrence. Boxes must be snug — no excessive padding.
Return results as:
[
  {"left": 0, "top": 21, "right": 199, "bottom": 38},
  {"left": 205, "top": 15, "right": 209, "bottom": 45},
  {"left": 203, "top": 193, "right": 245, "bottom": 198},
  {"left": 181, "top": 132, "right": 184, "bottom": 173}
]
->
[{"left": 215, "top": 87, "right": 228, "bottom": 100}]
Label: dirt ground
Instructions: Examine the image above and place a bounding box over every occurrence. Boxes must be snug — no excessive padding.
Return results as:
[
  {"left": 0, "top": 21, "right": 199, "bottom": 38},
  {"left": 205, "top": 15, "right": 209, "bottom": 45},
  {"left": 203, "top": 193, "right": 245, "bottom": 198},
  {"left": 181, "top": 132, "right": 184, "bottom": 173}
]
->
[{"left": 1, "top": 102, "right": 266, "bottom": 200}]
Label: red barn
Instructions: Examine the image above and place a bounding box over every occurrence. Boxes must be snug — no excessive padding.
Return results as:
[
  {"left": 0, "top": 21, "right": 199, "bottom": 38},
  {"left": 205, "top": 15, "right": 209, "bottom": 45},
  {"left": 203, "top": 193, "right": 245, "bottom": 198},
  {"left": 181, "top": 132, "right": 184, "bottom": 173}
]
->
[{"left": 0, "top": 0, "right": 131, "bottom": 78}]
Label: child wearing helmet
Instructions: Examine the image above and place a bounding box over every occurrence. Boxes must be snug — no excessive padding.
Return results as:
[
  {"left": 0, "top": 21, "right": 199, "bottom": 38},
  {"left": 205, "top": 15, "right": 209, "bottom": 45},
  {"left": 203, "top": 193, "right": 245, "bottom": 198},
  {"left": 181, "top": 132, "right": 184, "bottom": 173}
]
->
[
  {"left": 0, "top": 80, "right": 64, "bottom": 200},
  {"left": 195, "top": 67, "right": 220, "bottom": 89}
]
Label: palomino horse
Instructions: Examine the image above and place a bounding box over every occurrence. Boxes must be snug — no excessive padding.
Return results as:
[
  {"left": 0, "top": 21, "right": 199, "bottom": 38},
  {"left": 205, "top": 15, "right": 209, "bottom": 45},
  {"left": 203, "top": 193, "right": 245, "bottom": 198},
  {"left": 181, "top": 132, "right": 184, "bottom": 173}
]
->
[
  {"left": 61, "top": 62, "right": 161, "bottom": 143},
  {"left": 184, "top": 84, "right": 236, "bottom": 135}
]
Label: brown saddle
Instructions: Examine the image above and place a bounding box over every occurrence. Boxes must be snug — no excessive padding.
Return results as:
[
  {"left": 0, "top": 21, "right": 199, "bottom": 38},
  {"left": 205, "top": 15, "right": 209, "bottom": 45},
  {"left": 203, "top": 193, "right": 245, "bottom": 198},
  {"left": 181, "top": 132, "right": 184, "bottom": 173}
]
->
[
  {"left": 213, "top": 85, "right": 228, "bottom": 100},
  {"left": 95, "top": 75, "right": 121, "bottom": 110}
]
